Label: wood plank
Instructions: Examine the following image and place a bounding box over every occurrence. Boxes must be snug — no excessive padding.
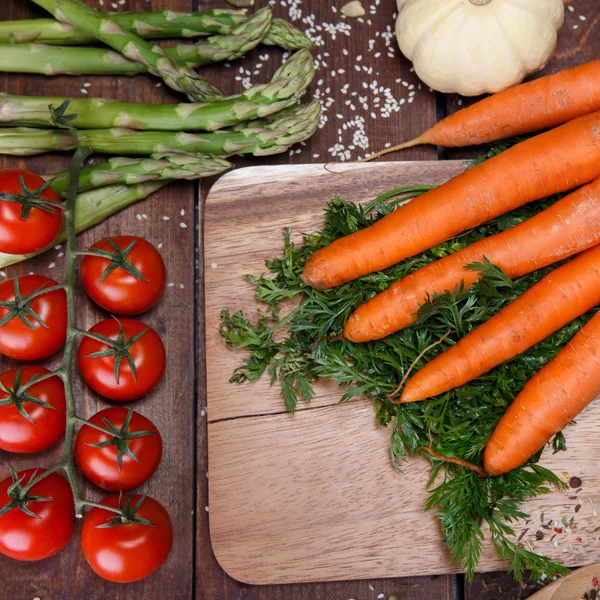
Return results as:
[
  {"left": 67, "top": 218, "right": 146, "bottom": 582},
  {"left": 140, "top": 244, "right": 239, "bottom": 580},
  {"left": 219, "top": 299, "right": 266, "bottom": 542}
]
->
[
  {"left": 441, "top": 4, "right": 600, "bottom": 596},
  {"left": 195, "top": 1, "right": 448, "bottom": 596},
  {"left": 205, "top": 161, "right": 600, "bottom": 586},
  {"left": 0, "top": 0, "right": 197, "bottom": 598}
]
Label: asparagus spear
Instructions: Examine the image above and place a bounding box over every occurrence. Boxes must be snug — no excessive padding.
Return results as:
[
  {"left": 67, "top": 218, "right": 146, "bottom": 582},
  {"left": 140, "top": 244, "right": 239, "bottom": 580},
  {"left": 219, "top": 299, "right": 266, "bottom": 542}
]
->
[
  {"left": 165, "top": 7, "right": 272, "bottom": 67},
  {"left": 31, "top": 0, "right": 222, "bottom": 102},
  {"left": 0, "top": 14, "right": 311, "bottom": 50},
  {"left": 0, "top": 49, "right": 314, "bottom": 131},
  {"left": 0, "top": 43, "right": 147, "bottom": 76},
  {"left": 263, "top": 19, "right": 313, "bottom": 50},
  {"left": 0, "top": 181, "right": 168, "bottom": 269},
  {"left": 47, "top": 153, "right": 232, "bottom": 197},
  {"left": 0, "top": 100, "right": 321, "bottom": 157}
]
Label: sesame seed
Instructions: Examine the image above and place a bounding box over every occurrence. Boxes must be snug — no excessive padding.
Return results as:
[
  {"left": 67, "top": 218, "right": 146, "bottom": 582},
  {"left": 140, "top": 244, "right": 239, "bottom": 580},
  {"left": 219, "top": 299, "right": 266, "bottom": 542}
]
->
[
  {"left": 180, "top": 223, "right": 187, "bottom": 228},
  {"left": 162, "top": 216, "right": 169, "bottom": 221},
  {"left": 211, "top": 262, "right": 217, "bottom": 269}
]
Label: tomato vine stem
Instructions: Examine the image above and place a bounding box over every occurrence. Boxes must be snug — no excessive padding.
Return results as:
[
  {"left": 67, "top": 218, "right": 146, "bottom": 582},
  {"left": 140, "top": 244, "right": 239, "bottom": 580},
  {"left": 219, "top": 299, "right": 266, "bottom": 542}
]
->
[{"left": 16, "top": 102, "right": 124, "bottom": 520}]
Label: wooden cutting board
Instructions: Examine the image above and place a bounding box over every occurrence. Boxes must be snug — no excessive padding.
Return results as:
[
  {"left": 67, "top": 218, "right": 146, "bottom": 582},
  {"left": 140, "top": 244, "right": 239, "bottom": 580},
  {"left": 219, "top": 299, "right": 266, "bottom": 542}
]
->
[{"left": 204, "top": 162, "right": 600, "bottom": 585}]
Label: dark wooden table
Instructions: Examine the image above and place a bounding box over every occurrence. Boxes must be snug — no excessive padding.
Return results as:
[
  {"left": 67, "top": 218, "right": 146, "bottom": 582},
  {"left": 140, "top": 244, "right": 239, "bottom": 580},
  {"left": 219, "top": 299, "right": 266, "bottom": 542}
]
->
[{"left": 0, "top": 1, "right": 598, "bottom": 599}]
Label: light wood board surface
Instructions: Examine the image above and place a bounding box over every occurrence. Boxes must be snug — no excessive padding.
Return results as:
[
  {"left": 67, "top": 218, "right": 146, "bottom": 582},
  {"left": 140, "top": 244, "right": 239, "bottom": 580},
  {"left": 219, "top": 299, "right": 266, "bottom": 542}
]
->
[{"left": 205, "top": 162, "right": 600, "bottom": 585}]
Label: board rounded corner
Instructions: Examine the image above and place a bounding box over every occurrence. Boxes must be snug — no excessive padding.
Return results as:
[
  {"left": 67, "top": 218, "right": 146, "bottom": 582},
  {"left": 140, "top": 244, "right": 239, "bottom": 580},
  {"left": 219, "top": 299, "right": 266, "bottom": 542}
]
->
[{"left": 209, "top": 519, "right": 264, "bottom": 586}]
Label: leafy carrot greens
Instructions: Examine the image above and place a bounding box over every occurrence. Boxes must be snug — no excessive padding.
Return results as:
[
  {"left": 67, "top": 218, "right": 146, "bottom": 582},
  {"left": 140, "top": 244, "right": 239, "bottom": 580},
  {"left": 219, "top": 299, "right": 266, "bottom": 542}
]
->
[{"left": 219, "top": 146, "right": 591, "bottom": 580}]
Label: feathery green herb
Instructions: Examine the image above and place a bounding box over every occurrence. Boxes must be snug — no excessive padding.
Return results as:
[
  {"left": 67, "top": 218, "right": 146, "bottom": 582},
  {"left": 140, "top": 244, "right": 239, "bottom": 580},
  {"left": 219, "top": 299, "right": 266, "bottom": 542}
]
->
[{"left": 219, "top": 143, "right": 587, "bottom": 580}]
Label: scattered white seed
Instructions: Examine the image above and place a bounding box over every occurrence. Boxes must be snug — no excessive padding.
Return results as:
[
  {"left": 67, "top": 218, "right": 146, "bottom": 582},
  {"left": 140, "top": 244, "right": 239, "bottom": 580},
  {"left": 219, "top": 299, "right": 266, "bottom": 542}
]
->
[
  {"left": 162, "top": 216, "right": 169, "bottom": 221},
  {"left": 48, "top": 263, "right": 56, "bottom": 269},
  {"left": 205, "top": 506, "right": 209, "bottom": 512},
  {"left": 180, "top": 223, "right": 187, "bottom": 228},
  {"left": 179, "top": 283, "right": 184, "bottom": 289}
]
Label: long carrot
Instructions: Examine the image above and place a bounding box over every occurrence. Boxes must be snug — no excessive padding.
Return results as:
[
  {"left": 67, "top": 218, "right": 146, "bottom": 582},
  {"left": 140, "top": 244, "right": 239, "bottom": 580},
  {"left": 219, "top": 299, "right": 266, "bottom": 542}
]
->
[
  {"left": 484, "top": 311, "right": 600, "bottom": 476},
  {"left": 397, "top": 243, "right": 600, "bottom": 404},
  {"left": 365, "top": 60, "right": 600, "bottom": 162},
  {"left": 344, "top": 178, "right": 600, "bottom": 343},
  {"left": 302, "top": 112, "right": 600, "bottom": 290}
]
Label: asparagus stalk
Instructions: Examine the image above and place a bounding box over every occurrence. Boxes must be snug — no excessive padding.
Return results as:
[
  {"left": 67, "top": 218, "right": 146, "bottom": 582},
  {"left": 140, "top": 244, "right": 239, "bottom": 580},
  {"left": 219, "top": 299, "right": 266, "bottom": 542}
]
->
[
  {"left": 0, "top": 49, "right": 314, "bottom": 131},
  {"left": 0, "top": 100, "right": 321, "bottom": 157},
  {"left": 0, "top": 43, "right": 147, "bottom": 76},
  {"left": 47, "top": 153, "right": 232, "bottom": 197},
  {"left": 164, "top": 7, "right": 271, "bottom": 67},
  {"left": 31, "top": 0, "right": 223, "bottom": 102},
  {"left": 0, "top": 14, "right": 311, "bottom": 50},
  {"left": 0, "top": 181, "right": 168, "bottom": 269}
]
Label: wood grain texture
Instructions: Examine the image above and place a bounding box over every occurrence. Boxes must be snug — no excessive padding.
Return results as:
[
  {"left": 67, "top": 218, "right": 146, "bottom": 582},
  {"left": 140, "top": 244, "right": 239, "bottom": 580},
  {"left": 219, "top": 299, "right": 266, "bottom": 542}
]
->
[
  {"left": 205, "top": 162, "right": 600, "bottom": 585},
  {"left": 0, "top": 0, "right": 196, "bottom": 598}
]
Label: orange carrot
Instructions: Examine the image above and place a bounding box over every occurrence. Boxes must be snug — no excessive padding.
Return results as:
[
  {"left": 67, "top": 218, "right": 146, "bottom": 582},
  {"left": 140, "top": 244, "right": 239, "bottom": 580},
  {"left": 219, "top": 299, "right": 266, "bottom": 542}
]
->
[
  {"left": 398, "top": 243, "right": 600, "bottom": 404},
  {"left": 365, "top": 60, "right": 600, "bottom": 162},
  {"left": 302, "top": 112, "right": 600, "bottom": 290},
  {"left": 344, "top": 178, "right": 600, "bottom": 343},
  {"left": 484, "top": 311, "right": 600, "bottom": 476}
]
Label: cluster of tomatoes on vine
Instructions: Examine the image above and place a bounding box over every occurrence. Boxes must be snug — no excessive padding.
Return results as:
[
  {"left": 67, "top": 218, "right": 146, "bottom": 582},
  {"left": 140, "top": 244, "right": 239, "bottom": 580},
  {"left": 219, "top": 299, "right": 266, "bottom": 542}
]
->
[{"left": 0, "top": 169, "right": 171, "bottom": 583}]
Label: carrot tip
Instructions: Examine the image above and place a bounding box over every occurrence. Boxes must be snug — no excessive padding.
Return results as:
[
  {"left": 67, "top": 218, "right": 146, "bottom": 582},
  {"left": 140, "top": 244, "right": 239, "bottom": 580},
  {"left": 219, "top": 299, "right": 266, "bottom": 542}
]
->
[{"left": 358, "top": 137, "right": 425, "bottom": 163}]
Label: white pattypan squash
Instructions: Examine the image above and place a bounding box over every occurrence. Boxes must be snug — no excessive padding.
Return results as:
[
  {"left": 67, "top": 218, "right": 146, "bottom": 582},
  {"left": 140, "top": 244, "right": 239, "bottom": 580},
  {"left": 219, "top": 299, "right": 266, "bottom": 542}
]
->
[{"left": 396, "top": 0, "right": 565, "bottom": 96}]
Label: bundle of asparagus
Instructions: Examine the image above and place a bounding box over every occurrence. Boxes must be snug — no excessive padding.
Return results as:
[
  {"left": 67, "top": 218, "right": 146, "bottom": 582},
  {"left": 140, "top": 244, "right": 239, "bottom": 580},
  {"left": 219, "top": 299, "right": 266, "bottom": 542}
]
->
[
  {"left": 0, "top": 48, "right": 314, "bottom": 130},
  {"left": 0, "top": 10, "right": 311, "bottom": 48},
  {"left": 0, "top": 5, "right": 311, "bottom": 78},
  {"left": 0, "top": 101, "right": 322, "bottom": 157}
]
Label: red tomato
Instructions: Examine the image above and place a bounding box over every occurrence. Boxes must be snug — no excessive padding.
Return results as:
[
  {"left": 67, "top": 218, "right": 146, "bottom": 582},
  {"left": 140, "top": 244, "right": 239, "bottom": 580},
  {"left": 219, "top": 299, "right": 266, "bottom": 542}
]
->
[
  {"left": 81, "top": 493, "right": 172, "bottom": 583},
  {"left": 77, "top": 318, "right": 165, "bottom": 401},
  {"left": 0, "top": 366, "right": 66, "bottom": 453},
  {"left": 81, "top": 236, "right": 166, "bottom": 315},
  {"left": 0, "top": 274, "right": 67, "bottom": 360},
  {"left": 0, "top": 468, "right": 74, "bottom": 561},
  {"left": 75, "top": 407, "right": 162, "bottom": 491},
  {"left": 0, "top": 169, "right": 63, "bottom": 255}
]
